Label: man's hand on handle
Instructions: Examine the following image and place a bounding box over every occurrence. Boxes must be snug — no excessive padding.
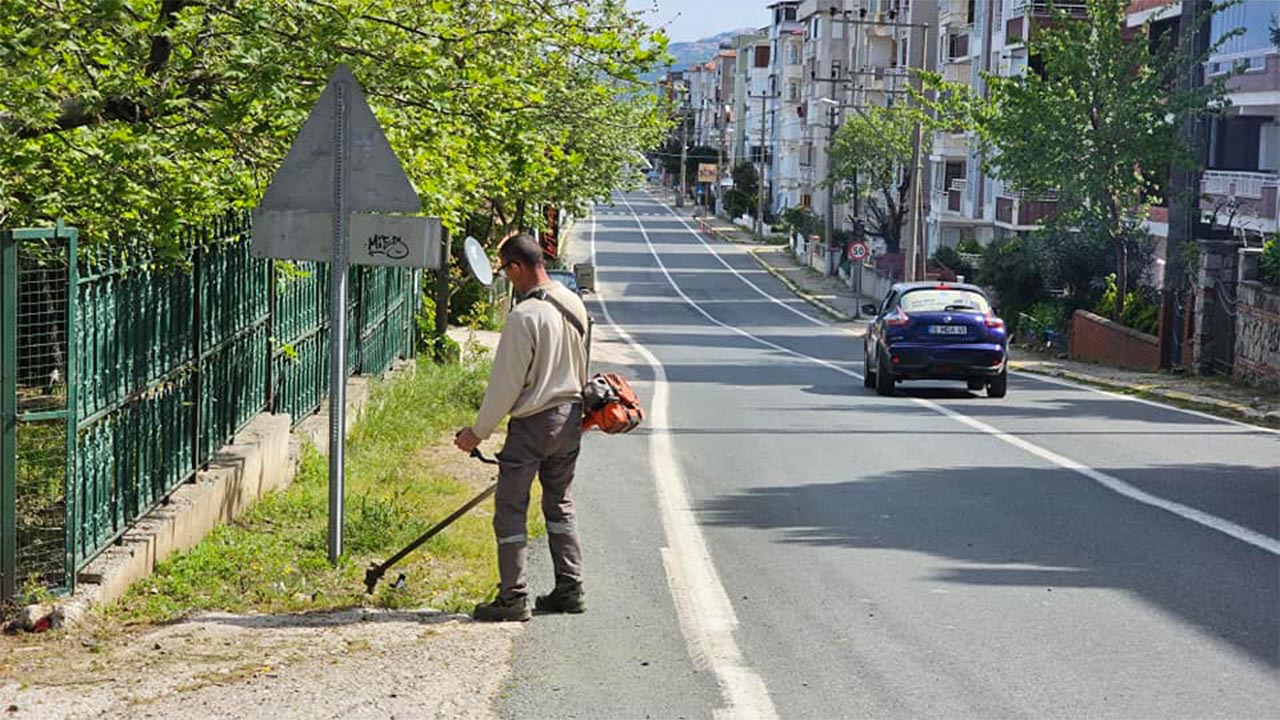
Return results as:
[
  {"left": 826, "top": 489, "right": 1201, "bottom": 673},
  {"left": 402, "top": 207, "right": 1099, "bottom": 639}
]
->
[{"left": 454, "top": 427, "right": 481, "bottom": 453}]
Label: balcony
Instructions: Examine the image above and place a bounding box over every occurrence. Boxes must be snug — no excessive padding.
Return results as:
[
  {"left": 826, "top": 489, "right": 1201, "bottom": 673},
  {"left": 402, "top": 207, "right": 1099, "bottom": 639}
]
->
[
  {"left": 948, "top": 179, "right": 967, "bottom": 213},
  {"left": 995, "top": 191, "right": 1059, "bottom": 228},
  {"left": 932, "top": 180, "right": 972, "bottom": 219},
  {"left": 943, "top": 61, "right": 971, "bottom": 84},
  {"left": 933, "top": 132, "right": 968, "bottom": 159},
  {"left": 1204, "top": 170, "right": 1276, "bottom": 199},
  {"left": 1009, "top": 0, "right": 1088, "bottom": 18},
  {"left": 946, "top": 32, "right": 970, "bottom": 63},
  {"left": 1201, "top": 170, "right": 1280, "bottom": 232}
]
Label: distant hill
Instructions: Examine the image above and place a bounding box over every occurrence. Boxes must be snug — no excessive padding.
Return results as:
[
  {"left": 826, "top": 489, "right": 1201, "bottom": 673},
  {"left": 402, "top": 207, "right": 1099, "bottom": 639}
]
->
[{"left": 640, "top": 28, "right": 759, "bottom": 83}]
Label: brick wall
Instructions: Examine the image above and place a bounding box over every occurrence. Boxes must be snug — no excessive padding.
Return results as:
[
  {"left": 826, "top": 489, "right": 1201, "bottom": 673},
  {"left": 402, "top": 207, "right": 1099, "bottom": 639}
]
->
[{"left": 1070, "top": 309, "right": 1161, "bottom": 371}]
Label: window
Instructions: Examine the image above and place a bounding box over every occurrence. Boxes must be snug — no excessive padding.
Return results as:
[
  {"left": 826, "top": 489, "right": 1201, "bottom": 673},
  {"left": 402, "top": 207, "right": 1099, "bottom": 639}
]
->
[
  {"left": 754, "top": 45, "right": 771, "bottom": 68},
  {"left": 832, "top": 59, "right": 843, "bottom": 78},
  {"left": 801, "top": 193, "right": 812, "bottom": 208},
  {"left": 784, "top": 6, "right": 796, "bottom": 21},
  {"left": 787, "top": 40, "right": 800, "bottom": 65},
  {"left": 1211, "top": 116, "right": 1267, "bottom": 172},
  {"left": 787, "top": 81, "right": 800, "bottom": 102},
  {"left": 1209, "top": 1, "right": 1276, "bottom": 57},
  {"left": 899, "top": 289, "right": 991, "bottom": 314}
]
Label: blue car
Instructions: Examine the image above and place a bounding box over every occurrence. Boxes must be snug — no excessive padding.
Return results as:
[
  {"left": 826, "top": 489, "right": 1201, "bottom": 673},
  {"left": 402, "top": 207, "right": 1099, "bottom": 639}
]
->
[
  {"left": 547, "top": 269, "right": 581, "bottom": 295},
  {"left": 862, "top": 282, "right": 1009, "bottom": 398}
]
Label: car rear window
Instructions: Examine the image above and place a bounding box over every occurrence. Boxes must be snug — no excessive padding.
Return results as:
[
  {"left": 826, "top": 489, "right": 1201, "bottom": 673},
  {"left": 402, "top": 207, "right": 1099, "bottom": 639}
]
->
[{"left": 899, "top": 289, "right": 990, "bottom": 314}]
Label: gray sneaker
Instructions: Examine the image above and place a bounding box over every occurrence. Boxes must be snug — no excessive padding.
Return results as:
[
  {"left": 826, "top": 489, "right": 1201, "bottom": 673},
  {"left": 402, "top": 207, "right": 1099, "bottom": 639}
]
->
[
  {"left": 473, "top": 595, "right": 531, "bottom": 622},
  {"left": 534, "top": 580, "right": 585, "bottom": 614}
]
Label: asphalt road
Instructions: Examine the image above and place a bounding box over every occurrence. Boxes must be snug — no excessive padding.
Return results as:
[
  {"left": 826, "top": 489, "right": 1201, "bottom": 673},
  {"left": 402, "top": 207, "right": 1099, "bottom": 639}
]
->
[{"left": 497, "top": 190, "right": 1280, "bottom": 720}]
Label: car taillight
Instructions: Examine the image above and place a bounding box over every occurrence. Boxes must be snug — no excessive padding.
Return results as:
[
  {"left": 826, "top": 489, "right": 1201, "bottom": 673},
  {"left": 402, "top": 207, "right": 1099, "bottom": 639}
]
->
[
  {"left": 985, "top": 315, "right": 1004, "bottom": 329},
  {"left": 885, "top": 309, "right": 910, "bottom": 327}
]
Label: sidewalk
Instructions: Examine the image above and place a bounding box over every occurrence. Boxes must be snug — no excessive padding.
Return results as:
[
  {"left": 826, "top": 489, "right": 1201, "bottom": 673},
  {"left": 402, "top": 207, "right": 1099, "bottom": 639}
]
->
[{"left": 644, "top": 185, "right": 1280, "bottom": 429}]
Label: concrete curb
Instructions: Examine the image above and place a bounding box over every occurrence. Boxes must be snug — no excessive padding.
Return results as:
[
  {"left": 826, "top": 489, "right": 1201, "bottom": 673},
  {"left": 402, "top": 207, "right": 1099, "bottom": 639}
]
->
[
  {"left": 1011, "top": 362, "right": 1280, "bottom": 429},
  {"left": 32, "top": 361, "right": 413, "bottom": 631},
  {"left": 744, "top": 247, "right": 855, "bottom": 323}
]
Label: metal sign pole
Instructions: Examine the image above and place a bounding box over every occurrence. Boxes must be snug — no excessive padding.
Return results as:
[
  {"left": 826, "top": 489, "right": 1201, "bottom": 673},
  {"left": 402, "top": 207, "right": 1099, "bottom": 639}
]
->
[
  {"left": 250, "top": 64, "right": 436, "bottom": 564},
  {"left": 328, "top": 78, "right": 351, "bottom": 565}
]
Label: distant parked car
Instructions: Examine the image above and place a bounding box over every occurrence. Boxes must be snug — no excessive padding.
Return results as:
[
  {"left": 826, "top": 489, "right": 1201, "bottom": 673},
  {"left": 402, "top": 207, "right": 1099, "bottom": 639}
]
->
[
  {"left": 547, "top": 268, "right": 581, "bottom": 295},
  {"left": 862, "top": 282, "right": 1009, "bottom": 398}
]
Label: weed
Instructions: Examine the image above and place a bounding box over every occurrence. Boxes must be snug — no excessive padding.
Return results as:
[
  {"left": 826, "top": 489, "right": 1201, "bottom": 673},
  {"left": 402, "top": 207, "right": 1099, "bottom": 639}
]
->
[{"left": 108, "top": 358, "right": 530, "bottom": 623}]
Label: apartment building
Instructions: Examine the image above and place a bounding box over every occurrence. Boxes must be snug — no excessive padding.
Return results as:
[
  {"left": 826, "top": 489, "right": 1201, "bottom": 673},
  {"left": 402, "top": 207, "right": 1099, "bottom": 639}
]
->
[
  {"left": 926, "top": 0, "right": 1275, "bottom": 259},
  {"left": 1200, "top": 0, "right": 1279, "bottom": 240},
  {"left": 797, "top": 0, "right": 852, "bottom": 228},
  {"left": 731, "top": 30, "right": 771, "bottom": 170},
  {"left": 926, "top": 0, "right": 985, "bottom": 253},
  {"left": 711, "top": 47, "right": 738, "bottom": 186},
  {"left": 767, "top": 1, "right": 807, "bottom": 217}
]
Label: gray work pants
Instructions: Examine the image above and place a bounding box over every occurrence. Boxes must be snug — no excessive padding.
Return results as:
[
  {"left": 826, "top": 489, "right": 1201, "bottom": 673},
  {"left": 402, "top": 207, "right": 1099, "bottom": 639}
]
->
[{"left": 494, "top": 402, "right": 583, "bottom": 600}]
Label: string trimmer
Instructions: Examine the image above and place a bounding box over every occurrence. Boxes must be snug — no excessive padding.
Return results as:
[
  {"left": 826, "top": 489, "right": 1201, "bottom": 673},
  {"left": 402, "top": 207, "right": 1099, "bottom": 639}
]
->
[{"left": 363, "top": 448, "right": 499, "bottom": 594}]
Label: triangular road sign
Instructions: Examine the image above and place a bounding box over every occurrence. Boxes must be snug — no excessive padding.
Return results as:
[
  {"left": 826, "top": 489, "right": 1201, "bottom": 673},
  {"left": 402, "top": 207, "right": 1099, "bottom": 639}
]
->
[{"left": 257, "top": 65, "right": 420, "bottom": 215}]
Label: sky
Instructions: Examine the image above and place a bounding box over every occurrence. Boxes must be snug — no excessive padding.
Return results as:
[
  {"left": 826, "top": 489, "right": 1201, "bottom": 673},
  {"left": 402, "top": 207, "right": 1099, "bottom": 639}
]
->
[{"left": 625, "top": 0, "right": 768, "bottom": 43}]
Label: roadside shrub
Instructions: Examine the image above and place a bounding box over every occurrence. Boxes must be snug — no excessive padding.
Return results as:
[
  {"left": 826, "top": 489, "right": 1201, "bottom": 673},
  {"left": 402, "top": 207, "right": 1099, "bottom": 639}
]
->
[
  {"left": 781, "top": 206, "right": 822, "bottom": 240},
  {"left": 415, "top": 294, "right": 460, "bottom": 363},
  {"left": 978, "top": 235, "right": 1047, "bottom": 322},
  {"left": 1094, "top": 274, "right": 1160, "bottom": 336},
  {"left": 1260, "top": 236, "right": 1279, "bottom": 288},
  {"left": 933, "top": 245, "right": 975, "bottom": 279},
  {"left": 956, "top": 236, "right": 984, "bottom": 255}
]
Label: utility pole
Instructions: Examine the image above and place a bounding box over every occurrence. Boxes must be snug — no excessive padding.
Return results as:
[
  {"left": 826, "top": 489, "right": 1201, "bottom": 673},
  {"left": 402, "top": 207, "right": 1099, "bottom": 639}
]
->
[
  {"left": 901, "top": 24, "right": 930, "bottom": 282},
  {"left": 718, "top": 105, "right": 727, "bottom": 217},
  {"left": 753, "top": 92, "right": 777, "bottom": 237},
  {"left": 822, "top": 102, "right": 840, "bottom": 277},
  {"left": 1161, "top": 0, "right": 1209, "bottom": 369},
  {"left": 677, "top": 106, "right": 688, "bottom": 208},
  {"left": 757, "top": 94, "right": 767, "bottom": 236},
  {"left": 826, "top": 12, "right": 931, "bottom": 282}
]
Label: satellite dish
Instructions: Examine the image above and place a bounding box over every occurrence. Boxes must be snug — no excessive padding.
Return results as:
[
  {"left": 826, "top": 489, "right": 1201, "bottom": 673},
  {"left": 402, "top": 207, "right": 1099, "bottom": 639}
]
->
[{"left": 462, "top": 236, "right": 492, "bottom": 286}]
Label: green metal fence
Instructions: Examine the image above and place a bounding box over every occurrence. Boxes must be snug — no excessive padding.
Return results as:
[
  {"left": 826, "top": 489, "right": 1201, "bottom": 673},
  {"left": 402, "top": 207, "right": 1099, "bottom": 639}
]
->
[{"left": 0, "top": 215, "right": 419, "bottom": 601}]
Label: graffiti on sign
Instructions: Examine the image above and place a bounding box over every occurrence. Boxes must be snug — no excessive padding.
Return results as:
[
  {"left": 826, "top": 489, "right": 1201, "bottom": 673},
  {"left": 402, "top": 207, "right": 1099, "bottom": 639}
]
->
[{"left": 367, "top": 234, "right": 409, "bottom": 260}]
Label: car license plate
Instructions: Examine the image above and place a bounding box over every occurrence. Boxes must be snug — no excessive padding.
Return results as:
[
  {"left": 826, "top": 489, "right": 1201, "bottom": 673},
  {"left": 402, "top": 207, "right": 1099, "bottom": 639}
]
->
[{"left": 928, "top": 325, "right": 967, "bottom": 336}]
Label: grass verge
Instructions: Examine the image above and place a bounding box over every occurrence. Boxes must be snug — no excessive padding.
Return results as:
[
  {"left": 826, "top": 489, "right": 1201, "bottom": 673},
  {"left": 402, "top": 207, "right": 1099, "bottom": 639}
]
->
[{"left": 108, "top": 356, "right": 542, "bottom": 623}]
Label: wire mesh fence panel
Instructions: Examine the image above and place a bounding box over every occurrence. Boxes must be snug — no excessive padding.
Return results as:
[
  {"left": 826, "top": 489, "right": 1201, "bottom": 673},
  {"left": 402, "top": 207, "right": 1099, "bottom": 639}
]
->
[
  {"left": 3, "top": 213, "right": 419, "bottom": 600},
  {"left": 8, "top": 232, "right": 74, "bottom": 595},
  {"left": 16, "top": 252, "right": 68, "bottom": 413},
  {"left": 15, "top": 417, "right": 67, "bottom": 593}
]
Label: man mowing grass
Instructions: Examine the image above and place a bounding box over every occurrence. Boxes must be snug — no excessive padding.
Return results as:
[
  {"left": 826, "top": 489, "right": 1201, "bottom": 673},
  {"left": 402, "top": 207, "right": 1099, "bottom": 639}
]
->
[{"left": 454, "top": 234, "right": 589, "bottom": 622}]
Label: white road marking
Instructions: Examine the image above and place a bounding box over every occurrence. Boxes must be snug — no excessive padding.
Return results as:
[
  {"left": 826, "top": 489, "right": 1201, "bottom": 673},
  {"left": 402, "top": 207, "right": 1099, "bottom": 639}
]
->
[
  {"left": 632, "top": 197, "right": 829, "bottom": 327},
  {"left": 635, "top": 191, "right": 1280, "bottom": 437},
  {"left": 1011, "top": 369, "right": 1280, "bottom": 435},
  {"left": 588, "top": 215, "right": 779, "bottom": 720},
  {"left": 609, "top": 193, "right": 1280, "bottom": 558}
]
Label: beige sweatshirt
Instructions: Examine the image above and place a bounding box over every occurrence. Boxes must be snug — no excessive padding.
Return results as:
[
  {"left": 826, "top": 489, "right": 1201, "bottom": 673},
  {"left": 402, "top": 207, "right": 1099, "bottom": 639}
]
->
[{"left": 472, "top": 281, "right": 589, "bottom": 439}]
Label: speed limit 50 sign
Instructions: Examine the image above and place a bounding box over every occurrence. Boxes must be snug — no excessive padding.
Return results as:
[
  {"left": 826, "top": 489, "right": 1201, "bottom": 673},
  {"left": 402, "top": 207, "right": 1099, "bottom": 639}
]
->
[{"left": 847, "top": 241, "right": 869, "bottom": 262}]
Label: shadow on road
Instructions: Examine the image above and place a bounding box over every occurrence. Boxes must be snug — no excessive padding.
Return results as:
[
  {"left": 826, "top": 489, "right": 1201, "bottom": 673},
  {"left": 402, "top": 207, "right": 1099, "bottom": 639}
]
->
[{"left": 696, "top": 463, "right": 1280, "bottom": 668}]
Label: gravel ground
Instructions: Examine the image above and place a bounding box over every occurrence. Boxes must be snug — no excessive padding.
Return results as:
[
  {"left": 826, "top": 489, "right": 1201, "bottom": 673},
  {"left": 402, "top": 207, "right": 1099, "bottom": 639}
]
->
[{"left": 1, "top": 609, "right": 519, "bottom": 719}]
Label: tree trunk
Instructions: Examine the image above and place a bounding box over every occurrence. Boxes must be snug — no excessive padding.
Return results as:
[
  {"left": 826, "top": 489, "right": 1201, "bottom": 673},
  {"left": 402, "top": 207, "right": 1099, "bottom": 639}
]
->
[{"left": 1113, "top": 236, "right": 1128, "bottom": 321}]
